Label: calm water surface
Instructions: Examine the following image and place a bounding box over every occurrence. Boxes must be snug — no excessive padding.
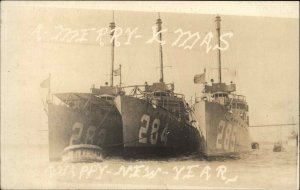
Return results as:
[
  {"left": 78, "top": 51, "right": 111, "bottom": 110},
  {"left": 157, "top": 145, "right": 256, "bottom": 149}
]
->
[{"left": 1, "top": 142, "right": 298, "bottom": 189}]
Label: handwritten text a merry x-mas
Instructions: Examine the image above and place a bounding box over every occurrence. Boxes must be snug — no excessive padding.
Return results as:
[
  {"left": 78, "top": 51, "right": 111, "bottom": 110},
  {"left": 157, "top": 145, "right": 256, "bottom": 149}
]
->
[{"left": 32, "top": 25, "right": 234, "bottom": 53}]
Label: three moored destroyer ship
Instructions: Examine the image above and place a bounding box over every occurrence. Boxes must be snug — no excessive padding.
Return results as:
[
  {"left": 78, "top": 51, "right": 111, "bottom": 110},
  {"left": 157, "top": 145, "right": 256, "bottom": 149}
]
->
[{"left": 46, "top": 14, "right": 251, "bottom": 161}]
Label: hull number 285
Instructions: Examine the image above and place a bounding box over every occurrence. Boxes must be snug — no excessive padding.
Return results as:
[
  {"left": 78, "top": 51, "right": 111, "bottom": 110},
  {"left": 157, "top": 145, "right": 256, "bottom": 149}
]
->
[{"left": 216, "top": 120, "right": 237, "bottom": 151}]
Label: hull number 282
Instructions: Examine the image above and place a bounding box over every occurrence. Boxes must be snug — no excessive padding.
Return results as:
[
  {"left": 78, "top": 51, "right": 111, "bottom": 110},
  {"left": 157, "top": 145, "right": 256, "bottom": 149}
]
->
[{"left": 69, "top": 122, "right": 106, "bottom": 146}]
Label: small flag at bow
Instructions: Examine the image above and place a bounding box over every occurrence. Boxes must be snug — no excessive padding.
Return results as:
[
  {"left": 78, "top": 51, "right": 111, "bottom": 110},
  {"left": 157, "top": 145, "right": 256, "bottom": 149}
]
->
[
  {"left": 40, "top": 76, "right": 50, "bottom": 88},
  {"left": 194, "top": 73, "right": 206, "bottom": 84}
]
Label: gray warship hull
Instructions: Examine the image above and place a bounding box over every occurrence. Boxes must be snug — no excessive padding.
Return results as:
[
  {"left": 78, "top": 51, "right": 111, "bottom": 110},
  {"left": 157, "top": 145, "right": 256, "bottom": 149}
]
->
[
  {"left": 48, "top": 93, "right": 122, "bottom": 161},
  {"left": 191, "top": 100, "right": 251, "bottom": 157},
  {"left": 115, "top": 95, "right": 202, "bottom": 156}
]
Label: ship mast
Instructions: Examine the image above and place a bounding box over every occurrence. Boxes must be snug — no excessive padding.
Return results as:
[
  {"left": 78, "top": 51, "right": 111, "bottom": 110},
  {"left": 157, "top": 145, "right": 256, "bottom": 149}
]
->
[
  {"left": 156, "top": 13, "right": 164, "bottom": 83},
  {"left": 109, "top": 11, "right": 116, "bottom": 87},
  {"left": 215, "top": 15, "right": 222, "bottom": 83}
]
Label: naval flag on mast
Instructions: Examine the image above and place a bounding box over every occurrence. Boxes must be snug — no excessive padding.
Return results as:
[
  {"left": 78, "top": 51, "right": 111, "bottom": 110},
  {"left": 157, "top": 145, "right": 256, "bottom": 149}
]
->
[
  {"left": 113, "top": 65, "right": 122, "bottom": 86},
  {"left": 113, "top": 67, "right": 121, "bottom": 76},
  {"left": 194, "top": 69, "right": 206, "bottom": 84}
]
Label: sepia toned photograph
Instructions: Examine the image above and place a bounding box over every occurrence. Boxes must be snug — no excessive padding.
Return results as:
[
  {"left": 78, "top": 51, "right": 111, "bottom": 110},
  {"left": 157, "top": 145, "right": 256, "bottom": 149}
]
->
[{"left": 1, "top": 1, "right": 299, "bottom": 189}]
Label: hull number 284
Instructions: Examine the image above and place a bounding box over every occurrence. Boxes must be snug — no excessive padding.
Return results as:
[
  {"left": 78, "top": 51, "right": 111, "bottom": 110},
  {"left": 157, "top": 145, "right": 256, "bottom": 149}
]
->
[{"left": 138, "top": 114, "right": 168, "bottom": 145}]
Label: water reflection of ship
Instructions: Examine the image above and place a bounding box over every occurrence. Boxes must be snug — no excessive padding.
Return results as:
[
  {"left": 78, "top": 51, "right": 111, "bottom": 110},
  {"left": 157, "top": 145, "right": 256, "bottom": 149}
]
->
[{"left": 47, "top": 13, "right": 123, "bottom": 161}]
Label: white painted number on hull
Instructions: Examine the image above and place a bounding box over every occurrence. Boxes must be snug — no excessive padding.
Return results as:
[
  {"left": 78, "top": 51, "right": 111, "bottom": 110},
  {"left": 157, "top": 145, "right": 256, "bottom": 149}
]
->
[
  {"left": 69, "top": 122, "right": 106, "bottom": 146},
  {"left": 70, "top": 122, "right": 83, "bottom": 145},
  {"left": 138, "top": 114, "right": 167, "bottom": 145},
  {"left": 85, "top": 126, "right": 96, "bottom": 144},
  {"left": 224, "top": 124, "right": 232, "bottom": 150},
  {"left": 216, "top": 120, "right": 236, "bottom": 151},
  {"left": 229, "top": 126, "right": 237, "bottom": 151},
  {"left": 216, "top": 121, "right": 225, "bottom": 149},
  {"left": 150, "top": 119, "right": 160, "bottom": 144},
  {"left": 139, "top": 114, "right": 150, "bottom": 143},
  {"left": 160, "top": 124, "right": 168, "bottom": 145}
]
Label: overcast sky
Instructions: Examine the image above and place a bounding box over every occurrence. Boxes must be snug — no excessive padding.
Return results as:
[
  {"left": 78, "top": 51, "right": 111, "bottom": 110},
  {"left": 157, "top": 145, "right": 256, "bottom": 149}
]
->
[{"left": 1, "top": 2, "right": 299, "bottom": 145}]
